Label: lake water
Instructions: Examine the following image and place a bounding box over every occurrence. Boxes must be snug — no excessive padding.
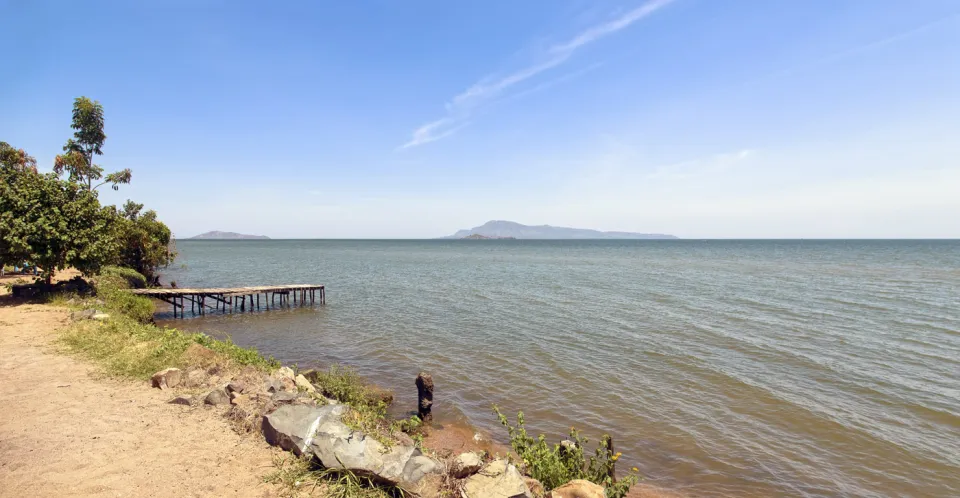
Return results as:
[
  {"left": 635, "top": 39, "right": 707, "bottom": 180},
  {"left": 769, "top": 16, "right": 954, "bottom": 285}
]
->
[{"left": 158, "top": 240, "right": 959, "bottom": 497}]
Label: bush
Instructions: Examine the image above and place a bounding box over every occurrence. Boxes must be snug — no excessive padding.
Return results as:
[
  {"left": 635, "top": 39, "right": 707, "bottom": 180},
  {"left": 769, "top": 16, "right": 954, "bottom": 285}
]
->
[
  {"left": 494, "top": 406, "right": 639, "bottom": 497},
  {"left": 93, "top": 272, "right": 154, "bottom": 323},
  {"left": 101, "top": 265, "right": 147, "bottom": 289}
]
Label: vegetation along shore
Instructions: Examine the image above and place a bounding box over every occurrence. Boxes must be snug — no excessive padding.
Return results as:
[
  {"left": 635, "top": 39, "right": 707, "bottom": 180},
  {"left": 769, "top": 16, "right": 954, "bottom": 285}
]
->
[{"left": 1, "top": 98, "right": 677, "bottom": 497}]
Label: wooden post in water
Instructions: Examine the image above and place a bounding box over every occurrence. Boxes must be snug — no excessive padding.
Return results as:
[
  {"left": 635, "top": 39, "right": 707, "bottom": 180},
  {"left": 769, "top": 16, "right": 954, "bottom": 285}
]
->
[{"left": 416, "top": 372, "right": 434, "bottom": 423}]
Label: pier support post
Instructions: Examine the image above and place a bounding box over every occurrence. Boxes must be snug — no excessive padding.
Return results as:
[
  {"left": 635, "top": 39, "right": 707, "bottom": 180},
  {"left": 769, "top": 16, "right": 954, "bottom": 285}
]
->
[{"left": 416, "top": 372, "right": 434, "bottom": 423}]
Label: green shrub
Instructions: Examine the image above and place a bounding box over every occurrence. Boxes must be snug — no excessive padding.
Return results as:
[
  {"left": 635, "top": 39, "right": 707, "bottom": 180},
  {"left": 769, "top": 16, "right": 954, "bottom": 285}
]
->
[
  {"left": 93, "top": 273, "right": 154, "bottom": 323},
  {"left": 100, "top": 265, "right": 147, "bottom": 289},
  {"left": 494, "top": 406, "right": 639, "bottom": 497}
]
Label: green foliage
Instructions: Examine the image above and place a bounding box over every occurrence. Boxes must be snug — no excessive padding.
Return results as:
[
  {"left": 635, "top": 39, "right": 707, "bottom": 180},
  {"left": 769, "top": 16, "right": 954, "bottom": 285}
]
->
[
  {"left": 0, "top": 168, "right": 120, "bottom": 283},
  {"left": 115, "top": 200, "right": 175, "bottom": 280},
  {"left": 58, "top": 276, "right": 279, "bottom": 378},
  {"left": 52, "top": 97, "right": 131, "bottom": 191},
  {"left": 309, "top": 365, "right": 394, "bottom": 444},
  {"left": 493, "top": 406, "right": 639, "bottom": 497},
  {"left": 0, "top": 141, "right": 37, "bottom": 173},
  {"left": 101, "top": 265, "right": 148, "bottom": 289},
  {"left": 2, "top": 98, "right": 174, "bottom": 284},
  {"left": 93, "top": 271, "right": 155, "bottom": 322}
]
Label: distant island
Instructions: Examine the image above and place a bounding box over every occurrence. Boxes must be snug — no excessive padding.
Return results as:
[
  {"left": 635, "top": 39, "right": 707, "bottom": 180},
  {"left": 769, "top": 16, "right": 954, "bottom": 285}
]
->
[
  {"left": 188, "top": 231, "right": 270, "bottom": 240},
  {"left": 444, "top": 221, "right": 677, "bottom": 240},
  {"left": 461, "top": 234, "right": 517, "bottom": 240}
]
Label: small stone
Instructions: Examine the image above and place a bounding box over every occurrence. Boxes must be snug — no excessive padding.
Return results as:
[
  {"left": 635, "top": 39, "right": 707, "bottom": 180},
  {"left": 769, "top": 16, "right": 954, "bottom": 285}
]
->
[
  {"left": 71, "top": 309, "right": 97, "bottom": 320},
  {"left": 183, "top": 369, "right": 208, "bottom": 388},
  {"left": 204, "top": 388, "right": 230, "bottom": 405},
  {"left": 277, "top": 366, "right": 295, "bottom": 379},
  {"left": 151, "top": 368, "right": 183, "bottom": 390},
  {"left": 280, "top": 376, "right": 297, "bottom": 392},
  {"left": 271, "top": 391, "right": 300, "bottom": 403},
  {"left": 460, "top": 459, "right": 531, "bottom": 498},
  {"left": 451, "top": 452, "right": 484, "bottom": 479},
  {"left": 226, "top": 381, "right": 246, "bottom": 393},
  {"left": 548, "top": 480, "right": 604, "bottom": 498},
  {"left": 230, "top": 393, "right": 250, "bottom": 406},
  {"left": 169, "top": 396, "right": 195, "bottom": 406},
  {"left": 524, "top": 478, "right": 545, "bottom": 498},
  {"left": 294, "top": 374, "right": 316, "bottom": 393},
  {"left": 91, "top": 312, "right": 110, "bottom": 321}
]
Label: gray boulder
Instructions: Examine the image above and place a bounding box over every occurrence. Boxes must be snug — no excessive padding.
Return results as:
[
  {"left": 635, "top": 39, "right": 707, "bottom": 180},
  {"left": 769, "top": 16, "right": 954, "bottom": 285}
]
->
[
  {"left": 262, "top": 404, "right": 441, "bottom": 488},
  {"left": 460, "top": 459, "right": 532, "bottom": 498},
  {"left": 204, "top": 388, "right": 230, "bottom": 406}
]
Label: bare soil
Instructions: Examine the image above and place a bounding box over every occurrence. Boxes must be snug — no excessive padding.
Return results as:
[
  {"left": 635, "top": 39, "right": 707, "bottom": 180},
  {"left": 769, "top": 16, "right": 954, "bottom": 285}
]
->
[{"left": 0, "top": 300, "right": 284, "bottom": 497}]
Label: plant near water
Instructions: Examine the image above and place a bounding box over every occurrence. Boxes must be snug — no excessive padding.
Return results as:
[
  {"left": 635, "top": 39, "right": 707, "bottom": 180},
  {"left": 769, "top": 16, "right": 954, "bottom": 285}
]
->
[
  {"left": 494, "top": 406, "right": 639, "bottom": 497},
  {"left": 57, "top": 274, "right": 279, "bottom": 378}
]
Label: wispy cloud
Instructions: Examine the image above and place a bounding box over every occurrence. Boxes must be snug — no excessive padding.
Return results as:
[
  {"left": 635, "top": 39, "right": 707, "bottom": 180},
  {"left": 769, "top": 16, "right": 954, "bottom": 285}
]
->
[
  {"left": 647, "top": 149, "right": 756, "bottom": 180},
  {"left": 400, "top": 0, "right": 676, "bottom": 149}
]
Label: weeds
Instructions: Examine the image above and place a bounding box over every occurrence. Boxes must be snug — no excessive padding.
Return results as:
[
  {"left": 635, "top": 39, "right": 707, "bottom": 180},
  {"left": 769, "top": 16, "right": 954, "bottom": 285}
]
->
[
  {"left": 57, "top": 272, "right": 279, "bottom": 378},
  {"left": 264, "top": 454, "right": 403, "bottom": 498},
  {"left": 494, "top": 406, "right": 639, "bottom": 497}
]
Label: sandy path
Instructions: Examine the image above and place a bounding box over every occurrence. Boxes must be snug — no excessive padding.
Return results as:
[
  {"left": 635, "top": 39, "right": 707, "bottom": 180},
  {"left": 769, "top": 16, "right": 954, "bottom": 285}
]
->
[{"left": 0, "top": 302, "right": 283, "bottom": 497}]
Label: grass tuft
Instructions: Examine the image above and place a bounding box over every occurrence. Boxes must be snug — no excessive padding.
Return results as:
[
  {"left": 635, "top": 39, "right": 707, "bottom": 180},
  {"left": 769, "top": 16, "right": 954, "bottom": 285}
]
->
[{"left": 56, "top": 268, "right": 279, "bottom": 379}]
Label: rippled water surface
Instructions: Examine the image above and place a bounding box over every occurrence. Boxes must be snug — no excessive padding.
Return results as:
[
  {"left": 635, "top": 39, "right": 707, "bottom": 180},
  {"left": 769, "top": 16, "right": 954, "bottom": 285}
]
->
[{"left": 159, "top": 240, "right": 960, "bottom": 497}]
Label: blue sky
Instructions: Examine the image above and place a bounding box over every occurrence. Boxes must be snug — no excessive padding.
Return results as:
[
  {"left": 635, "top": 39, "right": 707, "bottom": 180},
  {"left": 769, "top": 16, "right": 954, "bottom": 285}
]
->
[{"left": 3, "top": 0, "right": 959, "bottom": 238}]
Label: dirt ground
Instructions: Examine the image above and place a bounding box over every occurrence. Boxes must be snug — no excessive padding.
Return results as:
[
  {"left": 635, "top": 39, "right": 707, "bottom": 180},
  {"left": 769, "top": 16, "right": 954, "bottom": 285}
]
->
[{"left": 0, "top": 300, "right": 284, "bottom": 497}]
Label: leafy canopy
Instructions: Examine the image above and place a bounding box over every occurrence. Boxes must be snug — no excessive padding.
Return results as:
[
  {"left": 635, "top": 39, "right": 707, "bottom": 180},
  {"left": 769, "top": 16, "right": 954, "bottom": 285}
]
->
[
  {"left": 0, "top": 168, "right": 120, "bottom": 283},
  {"left": 53, "top": 97, "right": 131, "bottom": 191}
]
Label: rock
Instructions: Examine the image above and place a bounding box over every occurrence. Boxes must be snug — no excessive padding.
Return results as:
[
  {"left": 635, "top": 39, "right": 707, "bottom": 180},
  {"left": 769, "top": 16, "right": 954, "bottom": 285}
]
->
[
  {"left": 71, "top": 309, "right": 97, "bottom": 320},
  {"left": 277, "top": 366, "right": 295, "bottom": 379},
  {"left": 262, "top": 404, "right": 441, "bottom": 488},
  {"left": 294, "top": 374, "right": 316, "bottom": 393},
  {"left": 299, "top": 368, "right": 319, "bottom": 382},
  {"left": 91, "top": 313, "right": 110, "bottom": 321},
  {"left": 226, "top": 380, "right": 246, "bottom": 393},
  {"left": 204, "top": 388, "right": 230, "bottom": 405},
  {"left": 169, "top": 396, "right": 195, "bottom": 406},
  {"left": 401, "top": 455, "right": 442, "bottom": 486},
  {"left": 451, "top": 452, "right": 484, "bottom": 478},
  {"left": 559, "top": 440, "right": 578, "bottom": 452},
  {"left": 524, "top": 478, "right": 545, "bottom": 498},
  {"left": 230, "top": 392, "right": 249, "bottom": 406},
  {"left": 183, "top": 368, "right": 208, "bottom": 388},
  {"left": 460, "top": 459, "right": 531, "bottom": 498},
  {"left": 369, "top": 385, "right": 394, "bottom": 405},
  {"left": 151, "top": 368, "right": 183, "bottom": 390},
  {"left": 271, "top": 391, "right": 300, "bottom": 403},
  {"left": 267, "top": 376, "right": 296, "bottom": 393},
  {"left": 548, "top": 480, "right": 604, "bottom": 498}
]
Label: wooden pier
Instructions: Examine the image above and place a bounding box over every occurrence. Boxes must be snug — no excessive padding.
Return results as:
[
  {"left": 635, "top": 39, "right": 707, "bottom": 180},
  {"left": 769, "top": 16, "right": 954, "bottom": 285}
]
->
[{"left": 130, "top": 285, "right": 325, "bottom": 318}]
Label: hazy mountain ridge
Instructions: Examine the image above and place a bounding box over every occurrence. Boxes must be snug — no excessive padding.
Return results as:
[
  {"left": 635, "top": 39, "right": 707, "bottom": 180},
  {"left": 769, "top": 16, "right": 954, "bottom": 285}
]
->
[
  {"left": 444, "top": 221, "right": 677, "bottom": 239},
  {"left": 188, "top": 231, "right": 269, "bottom": 240}
]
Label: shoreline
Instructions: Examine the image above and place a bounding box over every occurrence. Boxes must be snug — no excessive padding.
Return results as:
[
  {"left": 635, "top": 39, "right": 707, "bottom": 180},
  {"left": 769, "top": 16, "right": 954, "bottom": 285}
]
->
[{"left": 1, "top": 271, "right": 683, "bottom": 497}]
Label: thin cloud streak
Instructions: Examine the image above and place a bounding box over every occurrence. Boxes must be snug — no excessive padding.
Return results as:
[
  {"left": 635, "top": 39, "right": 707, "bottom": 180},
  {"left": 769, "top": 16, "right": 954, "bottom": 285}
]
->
[{"left": 401, "top": 0, "right": 676, "bottom": 149}]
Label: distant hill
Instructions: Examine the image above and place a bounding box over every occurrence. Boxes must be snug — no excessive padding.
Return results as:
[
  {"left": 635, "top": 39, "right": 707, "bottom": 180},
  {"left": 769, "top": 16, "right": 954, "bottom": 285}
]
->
[
  {"left": 443, "top": 221, "right": 677, "bottom": 240},
  {"left": 188, "top": 231, "right": 269, "bottom": 240}
]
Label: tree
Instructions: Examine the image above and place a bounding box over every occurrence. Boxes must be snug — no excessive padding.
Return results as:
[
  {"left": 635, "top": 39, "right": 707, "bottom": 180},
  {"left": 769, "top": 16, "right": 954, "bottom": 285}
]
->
[
  {"left": 116, "top": 200, "right": 175, "bottom": 281},
  {"left": 0, "top": 141, "right": 38, "bottom": 174},
  {"left": 53, "top": 97, "right": 131, "bottom": 191},
  {"left": 0, "top": 167, "right": 120, "bottom": 284}
]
